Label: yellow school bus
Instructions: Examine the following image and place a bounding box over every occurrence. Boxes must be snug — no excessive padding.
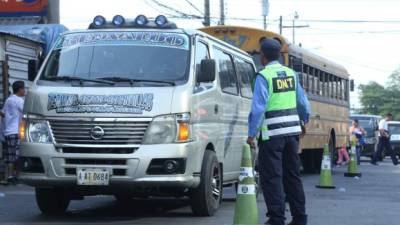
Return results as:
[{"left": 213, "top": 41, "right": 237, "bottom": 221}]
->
[{"left": 200, "top": 26, "right": 350, "bottom": 173}]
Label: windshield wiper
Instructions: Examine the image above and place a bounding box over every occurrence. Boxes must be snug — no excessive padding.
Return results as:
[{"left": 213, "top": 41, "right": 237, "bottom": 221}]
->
[
  {"left": 98, "top": 77, "right": 175, "bottom": 86},
  {"left": 47, "top": 76, "right": 114, "bottom": 86}
]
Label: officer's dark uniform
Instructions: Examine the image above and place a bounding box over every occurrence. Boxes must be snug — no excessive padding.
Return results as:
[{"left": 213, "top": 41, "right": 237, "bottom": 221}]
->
[{"left": 251, "top": 39, "right": 309, "bottom": 225}]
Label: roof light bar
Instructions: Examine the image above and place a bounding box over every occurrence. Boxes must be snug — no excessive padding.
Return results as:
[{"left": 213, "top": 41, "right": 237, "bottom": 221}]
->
[
  {"left": 92, "top": 15, "right": 106, "bottom": 27},
  {"left": 155, "top": 15, "right": 168, "bottom": 27},
  {"left": 112, "top": 15, "right": 125, "bottom": 26},
  {"left": 135, "top": 15, "right": 148, "bottom": 26}
]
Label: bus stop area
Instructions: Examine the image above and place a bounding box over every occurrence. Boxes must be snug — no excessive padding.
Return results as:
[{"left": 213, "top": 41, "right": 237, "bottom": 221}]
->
[{"left": 1, "top": 160, "right": 399, "bottom": 225}]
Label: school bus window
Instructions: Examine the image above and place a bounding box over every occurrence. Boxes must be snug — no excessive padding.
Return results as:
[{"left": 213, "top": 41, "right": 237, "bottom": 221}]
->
[
  {"left": 297, "top": 71, "right": 303, "bottom": 87},
  {"left": 321, "top": 72, "right": 329, "bottom": 97},
  {"left": 335, "top": 76, "right": 340, "bottom": 99},
  {"left": 302, "top": 65, "right": 309, "bottom": 92},
  {"left": 315, "top": 70, "right": 322, "bottom": 95},
  {"left": 341, "top": 79, "right": 345, "bottom": 100},
  {"left": 332, "top": 76, "right": 336, "bottom": 99},
  {"left": 300, "top": 63, "right": 308, "bottom": 87},
  {"left": 324, "top": 73, "right": 329, "bottom": 97},
  {"left": 309, "top": 67, "right": 315, "bottom": 94},
  {"left": 325, "top": 74, "right": 330, "bottom": 98},
  {"left": 214, "top": 48, "right": 239, "bottom": 95},
  {"left": 344, "top": 80, "right": 350, "bottom": 102},
  {"left": 313, "top": 69, "right": 319, "bottom": 95}
]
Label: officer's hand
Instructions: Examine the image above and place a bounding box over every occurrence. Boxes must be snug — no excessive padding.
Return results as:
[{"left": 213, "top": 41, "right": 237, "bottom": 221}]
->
[
  {"left": 300, "top": 125, "right": 306, "bottom": 138},
  {"left": 247, "top": 137, "right": 256, "bottom": 149}
]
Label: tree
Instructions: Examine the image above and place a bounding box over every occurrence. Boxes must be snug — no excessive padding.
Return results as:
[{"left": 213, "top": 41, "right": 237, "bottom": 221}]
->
[
  {"left": 359, "top": 67, "right": 400, "bottom": 119},
  {"left": 384, "top": 68, "right": 400, "bottom": 119},
  {"left": 359, "top": 81, "right": 386, "bottom": 115}
]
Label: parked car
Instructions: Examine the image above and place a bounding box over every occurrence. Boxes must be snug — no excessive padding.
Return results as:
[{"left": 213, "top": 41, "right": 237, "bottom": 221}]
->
[
  {"left": 349, "top": 114, "right": 381, "bottom": 158},
  {"left": 388, "top": 121, "right": 400, "bottom": 157}
]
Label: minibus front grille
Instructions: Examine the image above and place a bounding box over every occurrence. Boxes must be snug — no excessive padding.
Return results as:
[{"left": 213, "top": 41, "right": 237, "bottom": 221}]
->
[{"left": 48, "top": 119, "right": 150, "bottom": 145}]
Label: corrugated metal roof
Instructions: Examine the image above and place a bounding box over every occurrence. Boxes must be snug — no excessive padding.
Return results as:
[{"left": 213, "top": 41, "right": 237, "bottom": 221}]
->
[
  {"left": 0, "top": 24, "right": 68, "bottom": 54},
  {"left": 0, "top": 16, "right": 41, "bottom": 25}
]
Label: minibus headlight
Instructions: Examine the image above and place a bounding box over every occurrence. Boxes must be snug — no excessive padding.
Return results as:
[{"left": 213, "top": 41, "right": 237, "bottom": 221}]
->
[
  {"left": 26, "top": 120, "right": 52, "bottom": 143},
  {"left": 143, "top": 115, "right": 176, "bottom": 144},
  {"left": 143, "top": 113, "right": 191, "bottom": 144}
]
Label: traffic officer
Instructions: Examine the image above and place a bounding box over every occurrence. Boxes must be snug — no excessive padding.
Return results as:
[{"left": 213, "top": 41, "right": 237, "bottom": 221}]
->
[{"left": 247, "top": 38, "right": 311, "bottom": 225}]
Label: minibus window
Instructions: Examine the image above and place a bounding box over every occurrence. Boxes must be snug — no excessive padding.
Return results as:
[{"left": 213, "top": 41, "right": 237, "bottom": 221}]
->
[
  {"left": 235, "top": 58, "right": 254, "bottom": 99},
  {"left": 214, "top": 48, "right": 239, "bottom": 95},
  {"left": 195, "top": 41, "right": 209, "bottom": 79}
]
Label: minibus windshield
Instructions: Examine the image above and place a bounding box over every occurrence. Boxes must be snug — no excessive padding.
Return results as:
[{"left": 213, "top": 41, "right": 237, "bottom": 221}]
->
[{"left": 39, "top": 31, "right": 190, "bottom": 86}]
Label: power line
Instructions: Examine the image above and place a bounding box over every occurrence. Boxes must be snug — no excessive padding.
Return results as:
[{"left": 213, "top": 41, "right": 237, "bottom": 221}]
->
[
  {"left": 150, "top": 0, "right": 202, "bottom": 19},
  {"left": 287, "top": 19, "right": 400, "bottom": 24},
  {"left": 183, "top": 0, "right": 204, "bottom": 15}
]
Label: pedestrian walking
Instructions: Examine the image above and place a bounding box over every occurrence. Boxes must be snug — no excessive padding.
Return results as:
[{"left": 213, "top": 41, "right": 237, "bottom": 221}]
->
[
  {"left": 1, "top": 81, "right": 25, "bottom": 184},
  {"left": 371, "top": 113, "right": 399, "bottom": 166},
  {"left": 247, "top": 38, "right": 311, "bottom": 225},
  {"left": 349, "top": 119, "right": 366, "bottom": 165}
]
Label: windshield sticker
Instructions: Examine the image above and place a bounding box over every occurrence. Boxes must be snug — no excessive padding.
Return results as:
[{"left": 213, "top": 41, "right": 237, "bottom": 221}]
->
[
  {"left": 55, "top": 32, "right": 189, "bottom": 50},
  {"left": 48, "top": 93, "right": 153, "bottom": 114}
]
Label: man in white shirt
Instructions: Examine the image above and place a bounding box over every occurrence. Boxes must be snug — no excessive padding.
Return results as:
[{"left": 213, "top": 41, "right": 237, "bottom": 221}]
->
[
  {"left": 371, "top": 113, "right": 399, "bottom": 166},
  {"left": 1, "top": 81, "right": 25, "bottom": 184}
]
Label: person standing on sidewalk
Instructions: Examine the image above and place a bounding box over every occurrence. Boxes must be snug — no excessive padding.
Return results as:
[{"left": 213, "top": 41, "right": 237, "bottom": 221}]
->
[
  {"left": 1, "top": 81, "right": 25, "bottom": 184},
  {"left": 247, "top": 38, "right": 311, "bottom": 225},
  {"left": 371, "top": 113, "right": 398, "bottom": 166}
]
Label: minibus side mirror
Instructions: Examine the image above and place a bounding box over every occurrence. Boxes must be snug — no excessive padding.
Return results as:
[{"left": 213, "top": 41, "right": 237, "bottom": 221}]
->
[
  {"left": 350, "top": 79, "right": 355, "bottom": 92},
  {"left": 28, "top": 60, "right": 38, "bottom": 81},
  {"left": 198, "top": 59, "right": 216, "bottom": 83},
  {"left": 292, "top": 57, "right": 303, "bottom": 73}
]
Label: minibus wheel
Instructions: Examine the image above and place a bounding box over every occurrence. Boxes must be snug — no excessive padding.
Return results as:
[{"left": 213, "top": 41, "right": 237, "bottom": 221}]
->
[
  {"left": 35, "top": 187, "right": 70, "bottom": 215},
  {"left": 190, "top": 150, "right": 222, "bottom": 216}
]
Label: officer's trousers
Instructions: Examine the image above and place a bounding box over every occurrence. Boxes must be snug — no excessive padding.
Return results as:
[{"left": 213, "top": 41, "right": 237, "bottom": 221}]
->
[{"left": 258, "top": 135, "right": 307, "bottom": 225}]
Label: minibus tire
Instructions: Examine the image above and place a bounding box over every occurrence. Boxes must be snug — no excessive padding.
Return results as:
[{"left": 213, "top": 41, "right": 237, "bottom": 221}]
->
[
  {"left": 190, "top": 150, "right": 222, "bottom": 216},
  {"left": 35, "top": 187, "right": 70, "bottom": 215}
]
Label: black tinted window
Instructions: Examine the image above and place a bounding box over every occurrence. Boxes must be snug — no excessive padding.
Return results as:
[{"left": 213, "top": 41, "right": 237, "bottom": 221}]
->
[
  {"left": 195, "top": 42, "right": 209, "bottom": 79},
  {"left": 214, "top": 48, "right": 238, "bottom": 95},
  {"left": 235, "top": 58, "right": 254, "bottom": 98}
]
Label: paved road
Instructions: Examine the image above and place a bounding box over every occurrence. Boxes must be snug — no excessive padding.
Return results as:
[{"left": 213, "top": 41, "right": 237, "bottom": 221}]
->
[{"left": 1, "top": 160, "right": 399, "bottom": 225}]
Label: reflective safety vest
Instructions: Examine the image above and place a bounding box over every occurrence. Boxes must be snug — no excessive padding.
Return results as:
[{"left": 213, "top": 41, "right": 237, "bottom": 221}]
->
[{"left": 259, "top": 63, "right": 302, "bottom": 140}]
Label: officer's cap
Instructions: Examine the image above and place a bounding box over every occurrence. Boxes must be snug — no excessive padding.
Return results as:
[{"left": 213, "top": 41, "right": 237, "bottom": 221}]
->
[{"left": 260, "top": 38, "right": 281, "bottom": 55}]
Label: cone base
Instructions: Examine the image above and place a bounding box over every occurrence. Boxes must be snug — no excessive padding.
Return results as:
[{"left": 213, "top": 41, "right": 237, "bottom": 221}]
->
[
  {"left": 344, "top": 172, "right": 362, "bottom": 177},
  {"left": 315, "top": 185, "right": 336, "bottom": 189}
]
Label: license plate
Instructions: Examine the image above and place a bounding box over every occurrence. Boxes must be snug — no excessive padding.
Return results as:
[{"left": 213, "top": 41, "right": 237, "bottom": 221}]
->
[
  {"left": 391, "top": 135, "right": 400, "bottom": 141},
  {"left": 77, "top": 168, "right": 110, "bottom": 186}
]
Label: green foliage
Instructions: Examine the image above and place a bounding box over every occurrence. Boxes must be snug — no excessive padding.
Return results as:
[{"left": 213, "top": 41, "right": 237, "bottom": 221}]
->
[{"left": 359, "top": 68, "right": 400, "bottom": 119}]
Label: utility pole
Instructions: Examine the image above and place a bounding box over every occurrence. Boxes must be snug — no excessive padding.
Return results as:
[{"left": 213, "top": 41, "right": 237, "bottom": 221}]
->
[
  {"left": 281, "top": 12, "right": 309, "bottom": 44},
  {"left": 220, "top": 0, "right": 225, "bottom": 25},
  {"left": 262, "top": 0, "right": 269, "bottom": 30},
  {"left": 47, "top": 0, "right": 60, "bottom": 24},
  {"left": 204, "top": 0, "right": 210, "bottom": 26},
  {"left": 279, "top": 15, "right": 283, "bottom": 34}
]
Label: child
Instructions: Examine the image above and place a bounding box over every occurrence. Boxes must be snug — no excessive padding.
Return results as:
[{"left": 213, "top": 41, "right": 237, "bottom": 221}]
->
[
  {"left": 337, "top": 145, "right": 350, "bottom": 166},
  {"left": 1, "top": 81, "right": 25, "bottom": 184}
]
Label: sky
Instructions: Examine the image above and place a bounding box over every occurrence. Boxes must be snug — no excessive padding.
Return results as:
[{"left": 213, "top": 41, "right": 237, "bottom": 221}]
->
[{"left": 60, "top": 0, "right": 400, "bottom": 108}]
